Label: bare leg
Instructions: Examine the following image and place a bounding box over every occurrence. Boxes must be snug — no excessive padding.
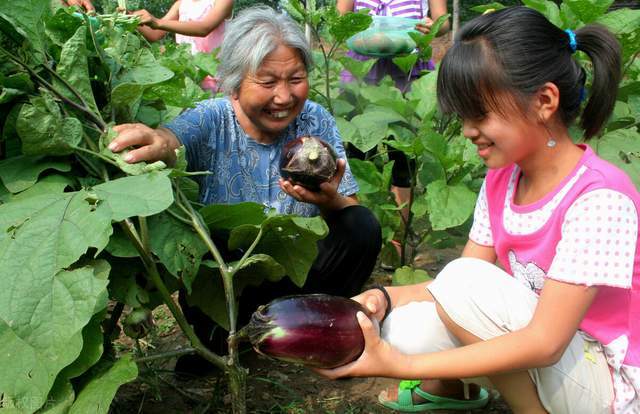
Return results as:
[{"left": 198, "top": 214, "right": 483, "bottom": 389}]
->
[
  {"left": 391, "top": 185, "right": 411, "bottom": 224},
  {"left": 435, "top": 302, "right": 548, "bottom": 414}
]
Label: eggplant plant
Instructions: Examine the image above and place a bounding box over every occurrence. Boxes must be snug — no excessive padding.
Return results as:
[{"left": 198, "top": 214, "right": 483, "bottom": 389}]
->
[{"left": 0, "top": 4, "right": 327, "bottom": 414}]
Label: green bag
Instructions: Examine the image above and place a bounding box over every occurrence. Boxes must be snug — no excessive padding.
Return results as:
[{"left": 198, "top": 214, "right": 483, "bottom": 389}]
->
[{"left": 346, "top": 16, "right": 419, "bottom": 58}]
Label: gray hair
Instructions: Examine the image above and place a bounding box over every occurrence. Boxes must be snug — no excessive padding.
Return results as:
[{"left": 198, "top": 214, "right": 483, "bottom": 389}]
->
[{"left": 217, "top": 6, "right": 313, "bottom": 95}]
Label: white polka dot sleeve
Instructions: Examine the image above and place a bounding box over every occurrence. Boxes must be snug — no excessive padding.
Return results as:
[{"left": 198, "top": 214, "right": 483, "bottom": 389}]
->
[
  {"left": 548, "top": 189, "right": 638, "bottom": 288},
  {"left": 469, "top": 180, "right": 494, "bottom": 246}
]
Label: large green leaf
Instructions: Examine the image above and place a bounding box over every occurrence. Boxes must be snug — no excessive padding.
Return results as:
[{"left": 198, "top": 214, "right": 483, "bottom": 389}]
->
[
  {"left": 0, "top": 156, "right": 71, "bottom": 193},
  {"left": 148, "top": 212, "right": 208, "bottom": 292},
  {"left": 0, "top": 265, "right": 108, "bottom": 413},
  {"left": 68, "top": 356, "right": 138, "bottom": 414},
  {"left": 16, "top": 95, "right": 83, "bottom": 156},
  {"left": 54, "top": 25, "right": 99, "bottom": 114},
  {"left": 425, "top": 180, "right": 477, "bottom": 231},
  {"left": 200, "top": 202, "right": 268, "bottom": 230},
  {"left": 522, "top": 0, "right": 563, "bottom": 27},
  {"left": 228, "top": 215, "right": 328, "bottom": 287},
  {"left": 406, "top": 71, "right": 438, "bottom": 119},
  {"left": 349, "top": 158, "right": 383, "bottom": 194},
  {"left": 0, "top": 0, "right": 49, "bottom": 58},
  {"left": 91, "top": 171, "right": 174, "bottom": 221},
  {"left": 565, "top": 0, "right": 613, "bottom": 24},
  {"left": 348, "top": 110, "right": 405, "bottom": 152}
]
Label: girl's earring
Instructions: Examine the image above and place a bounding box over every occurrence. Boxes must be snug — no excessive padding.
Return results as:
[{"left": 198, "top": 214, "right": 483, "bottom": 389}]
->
[{"left": 547, "top": 137, "right": 557, "bottom": 148}]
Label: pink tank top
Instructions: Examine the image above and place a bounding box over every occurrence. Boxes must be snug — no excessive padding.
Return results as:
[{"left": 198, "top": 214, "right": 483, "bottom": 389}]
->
[{"left": 485, "top": 145, "right": 640, "bottom": 413}]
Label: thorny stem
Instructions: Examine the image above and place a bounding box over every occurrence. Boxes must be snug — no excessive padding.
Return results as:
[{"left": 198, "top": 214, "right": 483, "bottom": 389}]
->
[{"left": 119, "top": 220, "right": 226, "bottom": 371}]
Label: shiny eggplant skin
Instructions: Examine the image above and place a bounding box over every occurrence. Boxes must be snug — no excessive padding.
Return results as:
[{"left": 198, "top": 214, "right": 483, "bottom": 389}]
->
[
  {"left": 245, "top": 294, "right": 367, "bottom": 368},
  {"left": 280, "top": 136, "right": 338, "bottom": 192}
]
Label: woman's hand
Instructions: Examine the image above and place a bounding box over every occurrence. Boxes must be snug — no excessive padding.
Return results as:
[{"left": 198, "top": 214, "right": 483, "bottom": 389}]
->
[
  {"left": 279, "top": 159, "right": 358, "bottom": 214},
  {"left": 132, "top": 9, "right": 160, "bottom": 29},
  {"left": 63, "top": 0, "right": 95, "bottom": 12},
  {"left": 109, "top": 124, "right": 181, "bottom": 165},
  {"left": 415, "top": 17, "right": 434, "bottom": 34},
  {"left": 315, "top": 311, "right": 403, "bottom": 379},
  {"left": 350, "top": 288, "right": 390, "bottom": 323}
]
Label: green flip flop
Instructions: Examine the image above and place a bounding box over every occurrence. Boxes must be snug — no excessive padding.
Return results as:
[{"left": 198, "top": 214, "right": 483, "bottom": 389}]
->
[{"left": 378, "top": 380, "right": 490, "bottom": 412}]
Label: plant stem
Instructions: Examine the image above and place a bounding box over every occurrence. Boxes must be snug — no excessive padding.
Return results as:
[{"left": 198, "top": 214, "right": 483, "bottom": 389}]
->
[
  {"left": 72, "top": 145, "right": 120, "bottom": 168},
  {"left": 119, "top": 220, "right": 227, "bottom": 371},
  {"left": 134, "top": 348, "right": 197, "bottom": 363}
]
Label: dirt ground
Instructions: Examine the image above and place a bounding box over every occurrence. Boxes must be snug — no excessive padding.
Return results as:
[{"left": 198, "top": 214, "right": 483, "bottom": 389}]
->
[{"left": 110, "top": 245, "right": 513, "bottom": 414}]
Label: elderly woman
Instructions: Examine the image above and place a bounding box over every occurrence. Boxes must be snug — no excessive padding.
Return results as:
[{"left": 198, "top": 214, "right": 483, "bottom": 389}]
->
[{"left": 110, "top": 6, "right": 382, "bottom": 375}]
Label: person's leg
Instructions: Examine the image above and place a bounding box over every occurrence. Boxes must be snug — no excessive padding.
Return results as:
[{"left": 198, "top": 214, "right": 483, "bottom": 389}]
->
[
  {"left": 388, "top": 149, "right": 414, "bottom": 225},
  {"left": 428, "top": 257, "right": 614, "bottom": 414},
  {"left": 303, "top": 204, "right": 382, "bottom": 297}
]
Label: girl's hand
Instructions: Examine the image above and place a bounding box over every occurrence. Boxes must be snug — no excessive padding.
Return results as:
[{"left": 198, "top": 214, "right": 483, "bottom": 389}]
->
[
  {"left": 279, "top": 159, "right": 356, "bottom": 213},
  {"left": 315, "top": 311, "right": 402, "bottom": 379},
  {"left": 415, "top": 17, "right": 434, "bottom": 34},
  {"left": 109, "top": 123, "right": 180, "bottom": 165},
  {"left": 132, "top": 9, "right": 159, "bottom": 29},
  {"left": 64, "top": 0, "right": 95, "bottom": 13},
  {"left": 350, "top": 288, "right": 389, "bottom": 323}
]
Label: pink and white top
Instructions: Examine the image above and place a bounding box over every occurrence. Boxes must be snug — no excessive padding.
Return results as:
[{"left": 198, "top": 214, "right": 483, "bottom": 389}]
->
[
  {"left": 470, "top": 145, "right": 640, "bottom": 413},
  {"left": 175, "top": 0, "right": 225, "bottom": 92},
  {"left": 175, "top": 0, "right": 225, "bottom": 55}
]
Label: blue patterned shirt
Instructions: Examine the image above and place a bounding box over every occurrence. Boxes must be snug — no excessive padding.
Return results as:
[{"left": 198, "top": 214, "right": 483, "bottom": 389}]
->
[{"left": 164, "top": 98, "right": 359, "bottom": 217}]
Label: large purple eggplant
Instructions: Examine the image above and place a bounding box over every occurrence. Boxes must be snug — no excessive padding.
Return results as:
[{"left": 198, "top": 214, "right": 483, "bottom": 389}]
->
[{"left": 242, "top": 294, "right": 368, "bottom": 368}]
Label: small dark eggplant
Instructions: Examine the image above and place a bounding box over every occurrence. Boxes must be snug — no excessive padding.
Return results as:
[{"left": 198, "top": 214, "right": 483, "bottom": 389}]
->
[
  {"left": 241, "top": 294, "right": 368, "bottom": 368},
  {"left": 280, "top": 136, "right": 338, "bottom": 192}
]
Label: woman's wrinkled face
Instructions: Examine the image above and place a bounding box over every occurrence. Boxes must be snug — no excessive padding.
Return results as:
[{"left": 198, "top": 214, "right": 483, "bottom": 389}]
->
[{"left": 232, "top": 44, "right": 309, "bottom": 143}]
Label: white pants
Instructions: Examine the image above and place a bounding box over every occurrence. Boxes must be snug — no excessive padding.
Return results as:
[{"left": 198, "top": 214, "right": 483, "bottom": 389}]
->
[{"left": 381, "top": 257, "right": 614, "bottom": 414}]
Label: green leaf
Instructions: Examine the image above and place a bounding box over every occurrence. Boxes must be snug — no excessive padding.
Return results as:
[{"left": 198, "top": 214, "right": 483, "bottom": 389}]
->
[
  {"left": 349, "top": 110, "right": 405, "bottom": 152},
  {"left": 470, "top": 3, "right": 507, "bottom": 13},
  {"left": 68, "top": 356, "right": 138, "bottom": 414},
  {"left": 406, "top": 71, "right": 438, "bottom": 118},
  {"left": 148, "top": 212, "right": 208, "bottom": 292},
  {"left": 349, "top": 159, "right": 383, "bottom": 194},
  {"left": 565, "top": 0, "right": 614, "bottom": 24},
  {"left": 0, "top": 0, "right": 50, "bottom": 58},
  {"left": 234, "top": 254, "right": 287, "bottom": 285},
  {"left": 338, "top": 56, "right": 377, "bottom": 80},
  {"left": 192, "top": 51, "right": 219, "bottom": 76},
  {"left": 60, "top": 311, "right": 106, "bottom": 380},
  {"left": 54, "top": 25, "right": 99, "bottom": 114},
  {"left": 111, "top": 83, "right": 144, "bottom": 123},
  {"left": 522, "top": 0, "right": 563, "bottom": 27},
  {"left": 0, "top": 264, "right": 109, "bottom": 413},
  {"left": 595, "top": 128, "right": 640, "bottom": 189},
  {"left": 17, "top": 95, "right": 83, "bottom": 156},
  {"left": 392, "top": 266, "right": 432, "bottom": 286},
  {"left": 330, "top": 12, "right": 372, "bottom": 43},
  {"left": 116, "top": 49, "right": 174, "bottom": 86},
  {"left": 200, "top": 202, "right": 267, "bottom": 230},
  {"left": 392, "top": 54, "right": 419, "bottom": 75},
  {"left": 0, "top": 155, "right": 71, "bottom": 193},
  {"left": 229, "top": 215, "right": 329, "bottom": 287},
  {"left": 425, "top": 180, "right": 477, "bottom": 231},
  {"left": 45, "top": 7, "right": 83, "bottom": 46},
  {"left": 91, "top": 171, "right": 174, "bottom": 221}
]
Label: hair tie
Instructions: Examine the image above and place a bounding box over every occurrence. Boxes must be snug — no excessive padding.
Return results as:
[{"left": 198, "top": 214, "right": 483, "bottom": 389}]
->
[{"left": 565, "top": 29, "right": 578, "bottom": 53}]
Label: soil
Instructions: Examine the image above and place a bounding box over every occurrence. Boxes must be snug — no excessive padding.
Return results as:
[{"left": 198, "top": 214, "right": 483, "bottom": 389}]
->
[{"left": 110, "top": 245, "right": 513, "bottom": 414}]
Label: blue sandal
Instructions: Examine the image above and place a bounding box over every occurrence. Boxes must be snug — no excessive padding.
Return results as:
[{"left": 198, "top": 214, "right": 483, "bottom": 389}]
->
[{"left": 378, "top": 380, "right": 490, "bottom": 412}]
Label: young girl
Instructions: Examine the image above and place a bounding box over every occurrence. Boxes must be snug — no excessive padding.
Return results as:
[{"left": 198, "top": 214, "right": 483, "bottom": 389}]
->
[
  {"left": 132, "top": 0, "right": 233, "bottom": 92},
  {"left": 319, "top": 6, "right": 638, "bottom": 414}
]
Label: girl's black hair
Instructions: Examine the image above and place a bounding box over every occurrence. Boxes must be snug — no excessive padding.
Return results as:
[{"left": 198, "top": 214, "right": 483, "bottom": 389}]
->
[{"left": 436, "top": 6, "right": 621, "bottom": 139}]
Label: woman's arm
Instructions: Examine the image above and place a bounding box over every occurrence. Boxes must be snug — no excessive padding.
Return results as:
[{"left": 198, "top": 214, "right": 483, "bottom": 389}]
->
[
  {"left": 135, "top": 1, "right": 181, "bottom": 42},
  {"left": 138, "top": 0, "right": 233, "bottom": 38},
  {"left": 336, "top": 0, "right": 355, "bottom": 15},
  {"left": 415, "top": 0, "right": 450, "bottom": 35}
]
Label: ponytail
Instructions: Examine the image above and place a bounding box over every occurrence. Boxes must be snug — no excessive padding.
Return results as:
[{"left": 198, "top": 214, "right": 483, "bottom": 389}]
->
[{"left": 574, "top": 25, "right": 622, "bottom": 139}]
